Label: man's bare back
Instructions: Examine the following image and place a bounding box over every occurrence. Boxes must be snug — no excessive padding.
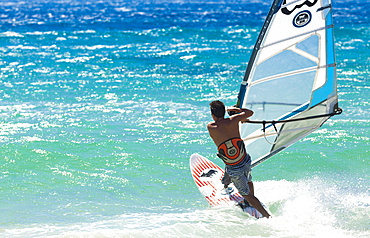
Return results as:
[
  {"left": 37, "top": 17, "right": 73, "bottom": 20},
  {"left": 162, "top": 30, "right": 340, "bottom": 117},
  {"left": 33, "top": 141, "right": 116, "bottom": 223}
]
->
[{"left": 207, "top": 107, "right": 253, "bottom": 146}]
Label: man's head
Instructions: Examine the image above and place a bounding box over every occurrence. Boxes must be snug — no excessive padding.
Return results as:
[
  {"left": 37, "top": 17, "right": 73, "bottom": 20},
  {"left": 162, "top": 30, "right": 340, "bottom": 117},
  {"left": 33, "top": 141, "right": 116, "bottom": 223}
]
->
[{"left": 210, "top": 100, "right": 225, "bottom": 119}]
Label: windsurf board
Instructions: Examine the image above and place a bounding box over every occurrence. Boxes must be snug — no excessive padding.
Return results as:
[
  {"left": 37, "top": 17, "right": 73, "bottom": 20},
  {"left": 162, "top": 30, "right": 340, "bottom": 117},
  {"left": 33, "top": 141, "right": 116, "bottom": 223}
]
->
[{"left": 190, "top": 153, "right": 269, "bottom": 219}]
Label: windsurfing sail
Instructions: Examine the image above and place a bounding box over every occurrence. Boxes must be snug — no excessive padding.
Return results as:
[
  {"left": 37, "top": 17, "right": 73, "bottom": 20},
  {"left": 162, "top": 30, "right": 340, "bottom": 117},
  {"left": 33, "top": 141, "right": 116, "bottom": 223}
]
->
[{"left": 235, "top": 0, "right": 342, "bottom": 167}]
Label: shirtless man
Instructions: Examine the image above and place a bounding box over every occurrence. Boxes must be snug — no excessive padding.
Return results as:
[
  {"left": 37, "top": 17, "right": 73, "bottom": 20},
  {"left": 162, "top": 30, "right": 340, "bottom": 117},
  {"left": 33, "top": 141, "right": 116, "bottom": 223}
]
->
[{"left": 207, "top": 100, "right": 271, "bottom": 218}]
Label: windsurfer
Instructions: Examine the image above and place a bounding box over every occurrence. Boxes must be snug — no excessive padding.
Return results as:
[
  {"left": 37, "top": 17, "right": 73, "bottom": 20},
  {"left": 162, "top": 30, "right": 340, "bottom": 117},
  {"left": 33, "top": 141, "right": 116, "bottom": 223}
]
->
[{"left": 207, "top": 100, "right": 271, "bottom": 218}]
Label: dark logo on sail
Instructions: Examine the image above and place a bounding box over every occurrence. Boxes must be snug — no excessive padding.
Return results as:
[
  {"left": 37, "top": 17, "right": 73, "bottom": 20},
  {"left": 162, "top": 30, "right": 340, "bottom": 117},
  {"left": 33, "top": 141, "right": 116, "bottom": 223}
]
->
[
  {"left": 281, "top": 0, "right": 318, "bottom": 15},
  {"left": 293, "top": 10, "right": 312, "bottom": 27}
]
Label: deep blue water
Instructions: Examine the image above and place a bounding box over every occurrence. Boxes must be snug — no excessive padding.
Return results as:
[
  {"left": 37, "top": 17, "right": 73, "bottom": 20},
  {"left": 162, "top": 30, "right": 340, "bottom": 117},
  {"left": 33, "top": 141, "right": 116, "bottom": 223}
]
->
[{"left": 0, "top": 0, "right": 369, "bottom": 237}]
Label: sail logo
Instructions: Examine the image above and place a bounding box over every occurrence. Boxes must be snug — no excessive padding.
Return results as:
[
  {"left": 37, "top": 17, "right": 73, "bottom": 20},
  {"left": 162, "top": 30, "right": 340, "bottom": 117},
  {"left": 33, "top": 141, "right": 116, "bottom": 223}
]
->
[
  {"left": 281, "top": 0, "right": 318, "bottom": 15},
  {"left": 293, "top": 10, "right": 312, "bottom": 27}
]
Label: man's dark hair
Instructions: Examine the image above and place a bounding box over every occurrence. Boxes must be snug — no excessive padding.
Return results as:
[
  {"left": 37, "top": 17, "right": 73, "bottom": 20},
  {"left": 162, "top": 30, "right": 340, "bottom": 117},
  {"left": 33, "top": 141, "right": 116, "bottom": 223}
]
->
[{"left": 210, "top": 100, "right": 225, "bottom": 118}]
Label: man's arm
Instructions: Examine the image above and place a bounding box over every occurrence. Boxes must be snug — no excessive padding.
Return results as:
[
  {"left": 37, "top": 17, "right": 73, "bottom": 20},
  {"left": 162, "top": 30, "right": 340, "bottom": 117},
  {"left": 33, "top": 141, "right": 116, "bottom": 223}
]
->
[{"left": 227, "top": 107, "right": 253, "bottom": 122}]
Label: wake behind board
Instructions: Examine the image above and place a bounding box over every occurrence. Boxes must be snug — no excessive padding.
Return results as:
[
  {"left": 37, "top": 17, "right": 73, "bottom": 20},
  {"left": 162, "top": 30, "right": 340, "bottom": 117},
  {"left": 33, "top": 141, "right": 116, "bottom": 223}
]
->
[{"left": 190, "top": 153, "right": 269, "bottom": 219}]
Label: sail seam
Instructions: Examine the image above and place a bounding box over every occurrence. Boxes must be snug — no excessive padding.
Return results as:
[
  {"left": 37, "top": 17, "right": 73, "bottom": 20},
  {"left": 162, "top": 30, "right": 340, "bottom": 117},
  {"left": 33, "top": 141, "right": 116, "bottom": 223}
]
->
[
  {"left": 260, "top": 25, "right": 333, "bottom": 50},
  {"left": 249, "top": 63, "right": 336, "bottom": 86}
]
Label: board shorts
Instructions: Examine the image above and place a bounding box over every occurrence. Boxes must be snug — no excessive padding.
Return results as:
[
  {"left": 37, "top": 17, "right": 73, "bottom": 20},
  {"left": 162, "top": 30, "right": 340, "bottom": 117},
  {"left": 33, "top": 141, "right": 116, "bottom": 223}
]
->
[{"left": 224, "top": 154, "right": 252, "bottom": 196}]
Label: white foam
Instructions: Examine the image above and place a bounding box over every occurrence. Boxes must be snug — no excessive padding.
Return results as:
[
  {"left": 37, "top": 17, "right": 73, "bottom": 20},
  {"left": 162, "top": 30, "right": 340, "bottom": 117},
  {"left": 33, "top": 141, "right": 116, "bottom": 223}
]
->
[
  {"left": 56, "top": 56, "right": 94, "bottom": 63},
  {"left": 2, "top": 179, "right": 368, "bottom": 238},
  {"left": 0, "top": 31, "right": 24, "bottom": 37},
  {"left": 115, "top": 7, "right": 132, "bottom": 12}
]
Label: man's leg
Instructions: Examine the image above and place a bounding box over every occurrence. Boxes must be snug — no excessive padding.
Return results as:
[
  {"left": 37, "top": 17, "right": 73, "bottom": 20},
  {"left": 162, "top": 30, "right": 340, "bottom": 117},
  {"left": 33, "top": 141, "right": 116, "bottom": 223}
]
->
[
  {"left": 243, "top": 193, "right": 270, "bottom": 218},
  {"left": 227, "top": 162, "right": 270, "bottom": 218},
  {"left": 248, "top": 181, "right": 254, "bottom": 195},
  {"left": 222, "top": 172, "right": 231, "bottom": 189}
]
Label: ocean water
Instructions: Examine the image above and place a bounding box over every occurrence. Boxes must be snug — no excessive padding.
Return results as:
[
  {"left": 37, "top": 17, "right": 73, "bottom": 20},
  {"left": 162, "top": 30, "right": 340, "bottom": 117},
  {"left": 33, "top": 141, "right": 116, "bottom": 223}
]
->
[{"left": 0, "top": 0, "right": 368, "bottom": 237}]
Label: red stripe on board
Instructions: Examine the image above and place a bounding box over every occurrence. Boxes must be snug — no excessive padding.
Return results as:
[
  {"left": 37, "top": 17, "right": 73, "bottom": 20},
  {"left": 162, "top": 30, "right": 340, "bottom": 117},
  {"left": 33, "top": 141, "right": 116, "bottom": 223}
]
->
[
  {"left": 191, "top": 157, "right": 218, "bottom": 201},
  {"left": 192, "top": 157, "right": 219, "bottom": 202},
  {"left": 191, "top": 154, "right": 246, "bottom": 207}
]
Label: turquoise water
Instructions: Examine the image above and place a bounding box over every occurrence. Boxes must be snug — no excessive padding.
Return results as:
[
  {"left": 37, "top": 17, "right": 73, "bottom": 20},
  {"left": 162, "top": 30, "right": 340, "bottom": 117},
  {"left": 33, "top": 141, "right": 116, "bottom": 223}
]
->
[{"left": 0, "top": 0, "right": 369, "bottom": 237}]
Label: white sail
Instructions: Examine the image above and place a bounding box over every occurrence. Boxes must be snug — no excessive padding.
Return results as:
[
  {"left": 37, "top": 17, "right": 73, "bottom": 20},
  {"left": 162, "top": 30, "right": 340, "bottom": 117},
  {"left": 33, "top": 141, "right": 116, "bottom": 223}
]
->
[{"left": 236, "top": 0, "right": 341, "bottom": 167}]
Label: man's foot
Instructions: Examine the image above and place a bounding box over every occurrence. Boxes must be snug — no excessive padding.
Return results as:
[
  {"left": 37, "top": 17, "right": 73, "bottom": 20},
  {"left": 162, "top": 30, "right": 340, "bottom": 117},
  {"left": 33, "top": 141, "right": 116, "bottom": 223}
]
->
[{"left": 221, "top": 186, "right": 234, "bottom": 195}]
